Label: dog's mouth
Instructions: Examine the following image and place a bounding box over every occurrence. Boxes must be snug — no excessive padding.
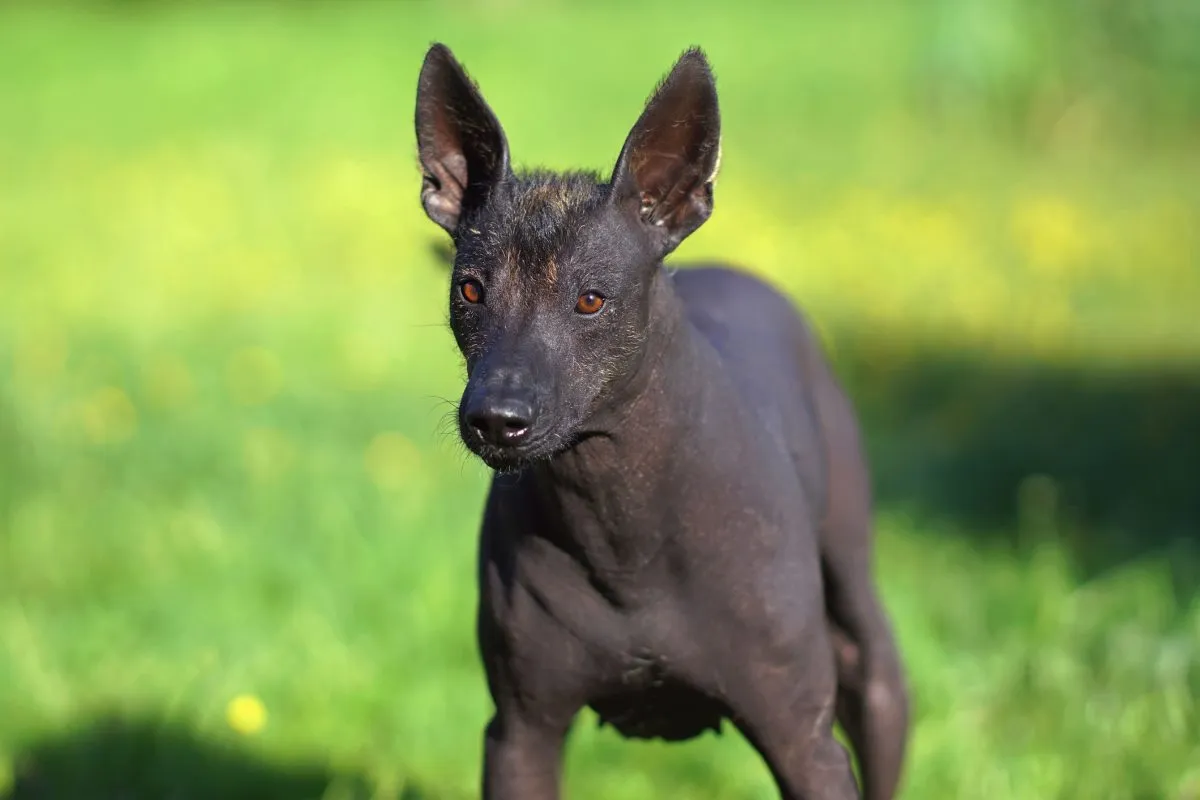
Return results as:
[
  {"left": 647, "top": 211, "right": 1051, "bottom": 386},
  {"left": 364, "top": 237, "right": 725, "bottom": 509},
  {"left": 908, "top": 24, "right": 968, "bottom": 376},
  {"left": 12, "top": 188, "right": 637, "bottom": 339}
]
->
[{"left": 461, "top": 432, "right": 564, "bottom": 473}]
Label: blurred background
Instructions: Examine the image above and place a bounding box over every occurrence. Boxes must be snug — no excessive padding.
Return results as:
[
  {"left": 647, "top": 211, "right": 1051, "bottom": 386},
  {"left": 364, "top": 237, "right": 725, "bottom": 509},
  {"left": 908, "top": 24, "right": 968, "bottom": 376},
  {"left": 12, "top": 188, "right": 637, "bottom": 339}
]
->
[{"left": 1, "top": 0, "right": 1198, "bottom": 798}]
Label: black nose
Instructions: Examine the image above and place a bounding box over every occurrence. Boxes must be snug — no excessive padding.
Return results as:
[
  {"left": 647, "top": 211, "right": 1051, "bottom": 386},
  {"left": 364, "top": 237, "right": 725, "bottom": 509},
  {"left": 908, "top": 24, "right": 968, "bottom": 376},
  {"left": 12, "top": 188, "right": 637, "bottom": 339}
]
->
[{"left": 465, "top": 399, "right": 535, "bottom": 447}]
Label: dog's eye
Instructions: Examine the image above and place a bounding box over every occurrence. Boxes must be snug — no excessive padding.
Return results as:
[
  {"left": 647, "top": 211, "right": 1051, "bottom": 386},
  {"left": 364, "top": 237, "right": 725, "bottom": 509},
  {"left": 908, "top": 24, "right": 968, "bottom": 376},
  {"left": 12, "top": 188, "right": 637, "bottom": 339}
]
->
[
  {"left": 575, "top": 292, "right": 606, "bottom": 316},
  {"left": 459, "top": 279, "right": 484, "bottom": 304}
]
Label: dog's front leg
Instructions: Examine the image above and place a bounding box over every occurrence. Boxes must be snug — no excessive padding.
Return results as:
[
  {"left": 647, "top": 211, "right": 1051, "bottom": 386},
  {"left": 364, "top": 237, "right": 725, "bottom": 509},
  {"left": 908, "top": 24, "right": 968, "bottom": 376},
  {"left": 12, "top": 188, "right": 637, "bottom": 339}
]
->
[
  {"left": 482, "top": 711, "right": 571, "bottom": 800},
  {"left": 721, "top": 619, "right": 863, "bottom": 800},
  {"left": 731, "top": 666, "right": 862, "bottom": 800}
]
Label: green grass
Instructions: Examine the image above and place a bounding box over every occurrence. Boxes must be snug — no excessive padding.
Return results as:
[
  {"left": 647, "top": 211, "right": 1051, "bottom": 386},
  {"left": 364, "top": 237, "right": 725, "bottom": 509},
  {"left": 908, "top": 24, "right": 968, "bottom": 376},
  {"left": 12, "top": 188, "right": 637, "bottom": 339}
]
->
[{"left": 1, "top": 1, "right": 1199, "bottom": 798}]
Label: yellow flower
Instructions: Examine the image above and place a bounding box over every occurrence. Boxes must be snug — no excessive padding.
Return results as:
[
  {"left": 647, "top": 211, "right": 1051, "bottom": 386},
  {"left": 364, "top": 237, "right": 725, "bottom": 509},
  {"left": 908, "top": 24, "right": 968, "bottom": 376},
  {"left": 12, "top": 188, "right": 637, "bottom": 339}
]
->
[{"left": 226, "top": 693, "right": 267, "bottom": 735}]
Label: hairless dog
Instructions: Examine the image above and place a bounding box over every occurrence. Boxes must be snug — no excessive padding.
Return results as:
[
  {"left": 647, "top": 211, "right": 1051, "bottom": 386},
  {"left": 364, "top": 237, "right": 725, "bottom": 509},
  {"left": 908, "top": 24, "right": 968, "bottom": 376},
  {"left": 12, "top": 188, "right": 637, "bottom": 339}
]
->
[{"left": 414, "top": 43, "right": 910, "bottom": 800}]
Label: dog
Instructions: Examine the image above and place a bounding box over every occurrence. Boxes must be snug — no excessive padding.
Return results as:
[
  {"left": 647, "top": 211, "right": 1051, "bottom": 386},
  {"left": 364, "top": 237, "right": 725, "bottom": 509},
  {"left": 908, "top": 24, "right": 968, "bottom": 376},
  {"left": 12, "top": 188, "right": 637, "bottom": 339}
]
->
[{"left": 414, "top": 43, "right": 910, "bottom": 800}]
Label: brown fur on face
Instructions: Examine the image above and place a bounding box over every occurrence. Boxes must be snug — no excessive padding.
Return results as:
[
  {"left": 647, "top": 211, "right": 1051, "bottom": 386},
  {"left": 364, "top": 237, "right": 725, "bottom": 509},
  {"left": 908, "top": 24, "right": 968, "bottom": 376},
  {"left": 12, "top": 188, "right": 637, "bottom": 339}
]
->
[{"left": 456, "top": 170, "right": 609, "bottom": 290}]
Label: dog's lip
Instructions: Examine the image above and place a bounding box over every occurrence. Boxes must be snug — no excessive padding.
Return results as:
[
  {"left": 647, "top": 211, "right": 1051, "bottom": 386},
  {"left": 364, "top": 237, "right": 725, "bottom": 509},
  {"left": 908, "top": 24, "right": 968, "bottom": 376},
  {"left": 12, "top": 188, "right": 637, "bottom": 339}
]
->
[{"left": 465, "top": 432, "right": 559, "bottom": 469}]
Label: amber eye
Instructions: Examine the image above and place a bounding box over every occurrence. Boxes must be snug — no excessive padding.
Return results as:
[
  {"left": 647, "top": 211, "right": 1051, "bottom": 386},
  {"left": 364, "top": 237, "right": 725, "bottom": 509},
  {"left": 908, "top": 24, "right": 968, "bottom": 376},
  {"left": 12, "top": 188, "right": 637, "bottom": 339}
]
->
[
  {"left": 575, "top": 291, "right": 606, "bottom": 315},
  {"left": 459, "top": 279, "right": 483, "bottom": 304}
]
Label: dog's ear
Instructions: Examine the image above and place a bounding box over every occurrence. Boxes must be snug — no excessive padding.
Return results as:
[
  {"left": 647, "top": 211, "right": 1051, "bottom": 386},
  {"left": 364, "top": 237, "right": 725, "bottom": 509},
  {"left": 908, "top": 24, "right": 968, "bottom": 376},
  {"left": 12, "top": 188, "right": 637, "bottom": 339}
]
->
[
  {"left": 415, "top": 44, "right": 511, "bottom": 236},
  {"left": 610, "top": 47, "right": 721, "bottom": 258}
]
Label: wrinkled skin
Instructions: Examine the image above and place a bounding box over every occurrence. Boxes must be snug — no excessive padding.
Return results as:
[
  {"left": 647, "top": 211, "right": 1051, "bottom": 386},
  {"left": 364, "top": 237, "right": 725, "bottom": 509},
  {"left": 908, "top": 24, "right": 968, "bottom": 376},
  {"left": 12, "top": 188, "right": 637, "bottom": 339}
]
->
[
  {"left": 447, "top": 171, "right": 657, "bottom": 472},
  {"left": 415, "top": 43, "right": 911, "bottom": 800}
]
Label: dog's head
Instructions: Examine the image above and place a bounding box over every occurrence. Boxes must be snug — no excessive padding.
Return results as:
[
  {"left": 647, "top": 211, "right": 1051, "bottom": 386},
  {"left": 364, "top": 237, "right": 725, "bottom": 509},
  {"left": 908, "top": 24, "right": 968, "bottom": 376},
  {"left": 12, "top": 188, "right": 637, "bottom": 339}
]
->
[{"left": 415, "top": 44, "right": 721, "bottom": 471}]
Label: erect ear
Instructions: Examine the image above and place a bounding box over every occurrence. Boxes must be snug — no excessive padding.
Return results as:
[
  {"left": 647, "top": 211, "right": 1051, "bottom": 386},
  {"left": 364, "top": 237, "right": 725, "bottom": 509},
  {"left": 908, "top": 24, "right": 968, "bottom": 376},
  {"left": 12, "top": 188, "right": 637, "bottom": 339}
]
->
[
  {"left": 415, "top": 43, "right": 511, "bottom": 236},
  {"left": 609, "top": 47, "right": 722, "bottom": 258}
]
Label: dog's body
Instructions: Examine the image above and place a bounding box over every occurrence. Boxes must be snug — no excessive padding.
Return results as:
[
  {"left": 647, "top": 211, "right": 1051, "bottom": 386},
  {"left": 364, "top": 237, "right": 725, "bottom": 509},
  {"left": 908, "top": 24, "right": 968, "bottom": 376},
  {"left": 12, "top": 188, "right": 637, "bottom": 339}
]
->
[{"left": 415, "top": 44, "right": 909, "bottom": 800}]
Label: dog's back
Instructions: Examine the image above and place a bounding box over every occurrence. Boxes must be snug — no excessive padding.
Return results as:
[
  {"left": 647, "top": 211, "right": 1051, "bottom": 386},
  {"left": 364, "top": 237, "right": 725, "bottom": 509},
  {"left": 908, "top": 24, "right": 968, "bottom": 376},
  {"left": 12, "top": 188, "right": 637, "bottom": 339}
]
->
[
  {"left": 672, "top": 264, "right": 831, "bottom": 515},
  {"left": 676, "top": 262, "right": 909, "bottom": 800}
]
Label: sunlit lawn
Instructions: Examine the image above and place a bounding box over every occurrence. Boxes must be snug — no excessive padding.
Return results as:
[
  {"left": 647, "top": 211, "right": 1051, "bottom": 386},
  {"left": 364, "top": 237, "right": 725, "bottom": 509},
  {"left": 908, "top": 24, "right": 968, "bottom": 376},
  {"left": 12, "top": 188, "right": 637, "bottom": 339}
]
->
[{"left": 1, "top": 2, "right": 1198, "bottom": 799}]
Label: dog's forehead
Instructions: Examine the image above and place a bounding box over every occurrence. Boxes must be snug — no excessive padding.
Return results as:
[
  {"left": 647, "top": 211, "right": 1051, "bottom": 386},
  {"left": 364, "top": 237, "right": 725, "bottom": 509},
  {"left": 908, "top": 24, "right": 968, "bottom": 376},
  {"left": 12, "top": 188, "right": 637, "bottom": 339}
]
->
[{"left": 466, "top": 172, "right": 609, "bottom": 284}]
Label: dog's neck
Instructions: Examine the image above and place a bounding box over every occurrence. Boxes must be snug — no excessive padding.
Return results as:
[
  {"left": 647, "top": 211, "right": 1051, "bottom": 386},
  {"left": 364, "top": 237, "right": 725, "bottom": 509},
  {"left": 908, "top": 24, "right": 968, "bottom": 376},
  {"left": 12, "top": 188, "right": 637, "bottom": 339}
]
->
[{"left": 526, "top": 268, "right": 716, "bottom": 584}]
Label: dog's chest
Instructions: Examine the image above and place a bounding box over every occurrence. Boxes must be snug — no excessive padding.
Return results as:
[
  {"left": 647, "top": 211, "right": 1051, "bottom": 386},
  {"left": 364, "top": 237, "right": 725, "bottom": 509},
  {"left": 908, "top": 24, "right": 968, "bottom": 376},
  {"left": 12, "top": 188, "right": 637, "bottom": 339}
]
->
[{"left": 588, "top": 647, "right": 726, "bottom": 742}]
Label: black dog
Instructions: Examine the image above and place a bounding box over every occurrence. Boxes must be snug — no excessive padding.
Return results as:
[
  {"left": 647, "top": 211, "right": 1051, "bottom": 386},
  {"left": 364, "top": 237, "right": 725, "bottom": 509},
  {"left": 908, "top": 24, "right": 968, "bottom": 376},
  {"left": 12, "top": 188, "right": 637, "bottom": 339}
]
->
[{"left": 415, "top": 43, "right": 910, "bottom": 800}]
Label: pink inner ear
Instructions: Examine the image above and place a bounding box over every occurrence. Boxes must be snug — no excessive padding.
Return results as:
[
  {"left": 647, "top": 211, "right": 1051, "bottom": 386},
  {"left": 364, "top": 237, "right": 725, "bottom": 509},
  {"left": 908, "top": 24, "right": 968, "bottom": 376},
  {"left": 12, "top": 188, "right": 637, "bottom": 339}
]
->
[
  {"left": 421, "top": 146, "right": 466, "bottom": 221},
  {"left": 435, "top": 149, "right": 469, "bottom": 196}
]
